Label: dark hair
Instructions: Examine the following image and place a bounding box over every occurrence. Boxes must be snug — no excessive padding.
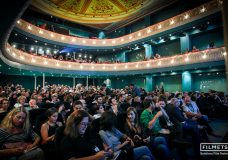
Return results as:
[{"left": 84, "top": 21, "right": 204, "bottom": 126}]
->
[
  {"left": 46, "top": 107, "right": 58, "bottom": 118},
  {"left": 143, "top": 99, "right": 152, "bottom": 108},
  {"left": 64, "top": 110, "right": 89, "bottom": 138},
  {"left": 55, "top": 101, "right": 63, "bottom": 108},
  {"left": 72, "top": 100, "right": 83, "bottom": 107},
  {"left": 100, "top": 111, "right": 117, "bottom": 131}
]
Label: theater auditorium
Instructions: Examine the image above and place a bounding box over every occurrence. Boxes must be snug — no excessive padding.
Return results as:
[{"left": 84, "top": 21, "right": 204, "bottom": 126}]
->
[{"left": 0, "top": 0, "right": 228, "bottom": 160}]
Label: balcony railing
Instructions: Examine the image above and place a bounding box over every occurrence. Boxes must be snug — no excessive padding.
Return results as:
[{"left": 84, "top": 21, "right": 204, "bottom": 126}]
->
[{"left": 5, "top": 43, "right": 226, "bottom": 72}]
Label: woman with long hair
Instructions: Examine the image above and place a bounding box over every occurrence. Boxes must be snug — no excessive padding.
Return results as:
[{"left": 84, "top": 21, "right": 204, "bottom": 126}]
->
[
  {"left": 99, "top": 111, "right": 155, "bottom": 160},
  {"left": 126, "top": 107, "right": 171, "bottom": 160},
  {"left": 40, "top": 107, "right": 62, "bottom": 159},
  {"left": 0, "top": 107, "right": 44, "bottom": 160},
  {"left": 60, "top": 110, "right": 108, "bottom": 160}
]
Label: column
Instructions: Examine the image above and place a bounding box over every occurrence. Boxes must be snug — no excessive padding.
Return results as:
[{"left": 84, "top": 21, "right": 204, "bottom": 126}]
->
[
  {"left": 42, "top": 73, "right": 45, "bottom": 89},
  {"left": 34, "top": 76, "right": 37, "bottom": 90},
  {"left": 144, "top": 44, "right": 153, "bottom": 59},
  {"left": 182, "top": 71, "right": 192, "bottom": 92},
  {"left": 86, "top": 76, "right": 88, "bottom": 90},
  {"left": 180, "top": 34, "right": 191, "bottom": 53},
  {"left": 144, "top": 15, "right": 151, "bottom": 27},
  {"left": 73, "top": 77, "right": 75, "bottom": 88},
  {"left": 145, "top": 75, "right": 154, "bottom": 92},
  {"left": 222, "top": 0, "right": 228, "bottom": 93}
]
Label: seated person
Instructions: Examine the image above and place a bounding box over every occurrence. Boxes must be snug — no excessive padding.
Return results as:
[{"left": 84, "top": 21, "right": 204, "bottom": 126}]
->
[
  {"left": 125, "top": 107, "right": 170, "bottom": 160},
  {"left": 99, "top": 111, "right": 155, "bottom": 160},
  {"left": 192, "top": 46, "right": 199, "bottom": 52},
  {"left": 0, "top": 107, "right": 44, "bottom": 160},
  {"left": 140, "top": 99, "right": 170, "bottom": 136},
  {"left": 60, "top": 110, "right": 107, "bottom": 160},
  {"left": 0, "top": 98, "right": 9, "bottom": 113},
  {"left": 40, "top": 107, "right": 62, "bottom": 159},
  {"left": 183, "top": 96, "right": 220, "bottom": 137}
]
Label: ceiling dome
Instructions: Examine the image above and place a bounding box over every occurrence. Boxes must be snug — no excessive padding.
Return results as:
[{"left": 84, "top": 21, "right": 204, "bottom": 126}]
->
[{"left": 32, "top": 0, "right": 153, "bottom": 24}]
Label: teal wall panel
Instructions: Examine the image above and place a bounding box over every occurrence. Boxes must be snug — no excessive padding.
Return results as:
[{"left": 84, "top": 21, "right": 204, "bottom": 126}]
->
[
  {"left": 190, "top": 28, "right": 224, "bottom": 50},
  {"left": 154, "top": 75, "right": 182, "bottom": 92},
  {"left": 182, "top": 71, "right": 192, "bottom": 92},
  {"left": 154, "top": 39, "right": 181, "bottom": 57},
  {"left": 193, "top": 72, "right": 227, "bottom": 93}
]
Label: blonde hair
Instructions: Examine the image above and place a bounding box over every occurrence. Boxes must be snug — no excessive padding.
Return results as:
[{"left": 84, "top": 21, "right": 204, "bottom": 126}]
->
[{"left": 1, "top": 107, "right": 30, "bottom": 135}]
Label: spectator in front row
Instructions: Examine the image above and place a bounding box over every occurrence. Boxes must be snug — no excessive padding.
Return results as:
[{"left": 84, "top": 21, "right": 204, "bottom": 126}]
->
[
  {"left": 0, "top": 99, "right": 9, "bottom": 113},
  {"left": 41, "top": 107, "right": 62, "bottom": 159},
  {"left": 60, "top": 110, "right": 107, "bottom": 160},
  {"left": 0, "top": 107, "right": 44, "bottom": 160}
]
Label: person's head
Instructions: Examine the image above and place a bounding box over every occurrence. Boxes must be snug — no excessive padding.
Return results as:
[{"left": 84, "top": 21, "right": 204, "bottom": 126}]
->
[
  {"left": 129, "top": 84, "right": 135, "bottom": 90},
  {"left": 1, "top": 107, "right": 30, "bottom": 134},
  {"left": 72, "top": 100, "right": 83, "bottom": 112},
  {"left": 64, "top": 110, "right": 90, "bottom": 138},
  {"left": 109, "top": 97, "right": 117, "bottom": 106},
  {"left": 96, "top": 95, "right": 103, "bottom": 104},
  {"left": 184, "top": 96, "right": 191, "bottom": 105},
  {"left": 51, "top": 93, "right": 58, "bottom": 102},
  {"left": 46, "top": 107, "right": 58, "bottom": 123},
  {"left": 134, "top": 96, "right": 141, "bottom": 103},
  {"left": 100, "top": 111, "right": 117, "bottom": 131},
  {"left": 143, "top": 99, "right": 155, "bottom": 110},
  {"left": 0, "top": 98, "right": 9, "bottom": 111},
  {"left": 126, "top": 107, "right": 138, "bottom": 123},
  {"left": 170, "top": 98, "right": 180, "bottom": 107},
  {"left": 17, "top": 96, "right": 26, "bottom": 105},
  {"left": 37, "top": 95, "right": 43, "bottom": 103},
  {"left": 29, "top": 99, "right": 37, "bottom": 109}
]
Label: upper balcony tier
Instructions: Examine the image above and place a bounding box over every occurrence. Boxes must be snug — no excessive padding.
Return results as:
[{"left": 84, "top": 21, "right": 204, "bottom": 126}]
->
[{"left": 15, "top": 0, "right": 222, "bottom": 49}]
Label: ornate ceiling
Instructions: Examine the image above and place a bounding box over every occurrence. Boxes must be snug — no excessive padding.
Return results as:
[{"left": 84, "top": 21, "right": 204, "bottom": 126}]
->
[{"left": 31, "top": 0, "right": 177, "bottom": 30}]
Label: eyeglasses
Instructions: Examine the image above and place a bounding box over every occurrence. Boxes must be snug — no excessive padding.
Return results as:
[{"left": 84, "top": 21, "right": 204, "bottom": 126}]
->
[{"left": 80, "top": 122, "right": 89, "bottom": 127}]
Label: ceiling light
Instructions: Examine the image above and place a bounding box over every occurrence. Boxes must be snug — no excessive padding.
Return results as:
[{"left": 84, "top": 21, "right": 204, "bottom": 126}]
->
[
  {"left": 147, "top": 29, "right": 151, "bottom": 33},
  {"left": 121, "top": 38, "right": 124, "bottom": 42},
  {"left": 170, "top": 20, "right": 175, "bottom": 25},
  {"left": 92, "top": 41, "right": 96, "bottom": 44},
  {"left": 89, "top": 56, "right": 92, "bottom": 59},
  {"left": 82, "top": 40, "right": 86, "bottom": 43},
  {"left": 56, "top": 63, "right": 60, "bottom": 66},
  {"left": 135, "top": 64, "right": 139, "bottom": 68},
  {"left": 184, "top": 14, "right": 189, "bottom": 20},
  {"left": 185, "top": 57, "right": 189, "bottom": 62},
  {"left": 39, "top": 30, "right": 43, "bottom": 34},
  {"left": 80, "top": 65, "right": 83, "bottom": 69},
  {"left": 158, "top": 61, "right": 161, "bottom": 65},
  {"left": 138, "top": 32, "right": 141, "bottom": 36},
  {"left": 158, "top": 24, "right": 162, "bottom": 29},
  {"left": 114, "top": 66, "right": 117, "bottom": 70},
  {"left": 200, "top": 6, "right": 206, "bottom": 13},
  {"left": 112, "top": 40, "right": 116, "bottom": 44},
  {"left": 61, "top": 36, "right": 65, "bottom": 40},
  {"left": 129, "top": 36, "right": 132, "bottom": 39},
  {"left": 27, "top": 25, "right": 32, "bottom": 30},
  {"left": 102, "top": 41, "right": 106, "bottom": 44},
  {"left": 223, "top": 51, "right": 227, "bottom": 56},
  {"left": 50, "top": 34, "right": 54, "bottom": 37},
  {"left": 146, "top": 63, "right": 150, "bottom": 67},
  {"left": 102, "top": 66, "right": 106, "bottom": 70},
  {"left": 12, "top": 52, "right": 16, "bottom": 57},
  {"left": 12, "top": 44, "right": 16, "bottom": 48},
  {"left": 171, "top": 59, "right": 174, "bottom": 64},
  {"left": 202, "top": 54, "right": 207, "bottom": 59},
  {"left": 44, "top": 61, "right": 48, "bottom": 65},
  {"left": 91, "top": 66, "right": 94, "bottom": 69},
  {"left": 68, "top": 64, "right": 71, "bottom": 68},
  {"left": 71, "top": 38, "right": 75, "bottom": 42},
  {"left": 32, "top": 59, "right": 36, "bottom": 63},
  {"left": 17, "top": 20, "right": 20, "bottom": 24},
  {"left": 125, "top": 65, "right": 128, "bottom": 69}
]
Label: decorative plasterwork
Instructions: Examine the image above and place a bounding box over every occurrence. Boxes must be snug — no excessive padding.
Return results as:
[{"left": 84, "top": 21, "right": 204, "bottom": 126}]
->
[
  {"left": 31, "top": 0, "right": 152, "bottom": 24},
  {"left": 5, "top": 43, "right": 226, "bottom": 72},
  {"left": 16, "top": 0, "right": 222, "bottom": 48}
]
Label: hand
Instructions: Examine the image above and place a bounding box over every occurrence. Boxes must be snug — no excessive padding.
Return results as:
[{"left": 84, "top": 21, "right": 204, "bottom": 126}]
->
[
  {"left": 25, "top": 144, "right": 36, "bottom": 151},
  {"left": 95, "top": 151, "right": 105, "bottom": 159},
  {"left": 134, "top": 135, "right": 142, "bottom": 141},
  {"left": 50, "top": 135, "right": 55, "bottom": 141},
  {"left": 143, "top": 137, "right": 150, "bottom": 144},
  {"left": 192, "top": 116, "right": 197, "bottom": 121}
]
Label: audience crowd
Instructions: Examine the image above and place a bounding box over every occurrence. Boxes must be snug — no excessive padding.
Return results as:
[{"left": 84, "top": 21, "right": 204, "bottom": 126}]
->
[{"left": 0, "top": 83, "right": 227, "bottom": 160}]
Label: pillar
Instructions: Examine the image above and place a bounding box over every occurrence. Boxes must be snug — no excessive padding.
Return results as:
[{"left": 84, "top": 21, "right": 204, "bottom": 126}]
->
[
  {"left": 34, "top": 76, "right": 37, "bottom": 90},
  {"left": 145, "top": 75, "right": 154, "bottom": 92},
  {"left": 182, "top": 71, "right": 192, "bottom": 92},
  {"left": 42, "top": 73, "right": 45, "bottom": 89},
  {"left": 144, "top": 44, "right": 153, "bottom": 59},
  {"left": 180, "top": 34, "right": 191, "bottom": 53},
  {"left": 222, "top": 0, "right": 228, "bottom": 93},
  {"left": 73, "top": 77, "right": 75, "bottom": 88}
]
